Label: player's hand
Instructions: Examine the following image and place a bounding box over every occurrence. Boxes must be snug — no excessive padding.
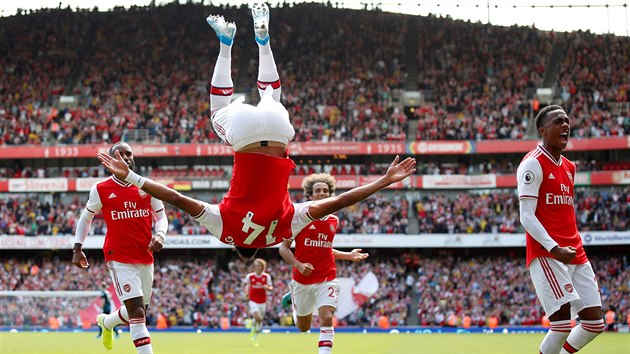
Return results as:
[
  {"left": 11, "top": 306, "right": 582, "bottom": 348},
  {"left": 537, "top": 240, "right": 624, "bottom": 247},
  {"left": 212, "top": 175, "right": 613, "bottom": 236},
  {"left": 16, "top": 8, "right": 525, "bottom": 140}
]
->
[
  {"left": 550, "top": 246, "right": 577, "bottom": 264},
  {"left": 297, "top": 262, "right": 314, "bottom": 276},
  {"left": 148, "top": 234, "right": 165, "bottom": 252},
  {"left": 97, "top": 150, "right": 130, "bottom": 180},
  {"left": 385, "top": 156, "right": 416, "bottom": 184},
  {"left": 348, "top": 249, "right": 369, "bottom": 262},
  {"left": 72, "top": 250, "right": 89, "bottom": 270}
]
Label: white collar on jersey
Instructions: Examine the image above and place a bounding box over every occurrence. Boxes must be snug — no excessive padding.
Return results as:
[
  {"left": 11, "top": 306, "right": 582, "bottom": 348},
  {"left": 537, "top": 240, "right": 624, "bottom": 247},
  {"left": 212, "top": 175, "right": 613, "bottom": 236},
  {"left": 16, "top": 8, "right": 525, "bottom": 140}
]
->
[
  {"left": 537, "top": 145, "right": 563, "bottom": 166},
  {"left": 111, "top": 175, "right": 131, "bottom": 187}
]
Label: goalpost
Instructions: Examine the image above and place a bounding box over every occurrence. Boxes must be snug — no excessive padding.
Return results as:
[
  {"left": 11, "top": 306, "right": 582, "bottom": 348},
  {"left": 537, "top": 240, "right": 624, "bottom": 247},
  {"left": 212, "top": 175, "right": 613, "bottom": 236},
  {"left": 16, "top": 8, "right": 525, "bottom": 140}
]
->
[{"left": 0, "top": 291, "right": 104, "bottom": 330}]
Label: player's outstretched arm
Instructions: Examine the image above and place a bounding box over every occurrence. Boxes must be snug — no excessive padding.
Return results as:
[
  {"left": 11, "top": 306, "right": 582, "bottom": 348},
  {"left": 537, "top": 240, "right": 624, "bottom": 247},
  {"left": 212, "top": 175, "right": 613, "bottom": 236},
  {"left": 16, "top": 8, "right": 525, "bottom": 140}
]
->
[
  {"left": 307, "top": 156, "right": 416, "bottom": 220},
  {"left": 97, "top": 151, "right": 204, "bottom": 217},
  {"left": 333, "top": 248, "right": 369, "bottom": 262}
]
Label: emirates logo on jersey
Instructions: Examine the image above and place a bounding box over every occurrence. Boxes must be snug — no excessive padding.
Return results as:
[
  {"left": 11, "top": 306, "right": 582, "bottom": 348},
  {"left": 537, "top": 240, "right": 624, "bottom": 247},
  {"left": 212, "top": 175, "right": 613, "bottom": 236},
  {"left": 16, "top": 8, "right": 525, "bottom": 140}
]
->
[
  {"left": 123, "top": 284, "right": 131, "bottom": 293},
  {"left": 138, "top": 189, "right": 147, "bottom": 198},
  {"left": 564, "top": 284, "right": 573, "bottom": 293}
]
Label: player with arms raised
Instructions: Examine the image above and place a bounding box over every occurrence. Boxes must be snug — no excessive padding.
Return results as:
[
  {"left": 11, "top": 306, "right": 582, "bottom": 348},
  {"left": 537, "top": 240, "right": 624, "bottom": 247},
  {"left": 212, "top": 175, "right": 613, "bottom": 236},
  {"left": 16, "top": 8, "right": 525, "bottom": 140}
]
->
[
  {"left": 73, "top": 142, "right": 168, "bottom": 354},
  {"left": 98, "top": 3, "right": 416, "bottom": 261},
  {"left": 244, "top": 258, "right": 273, "bottom": 347},
  {"left": 279, "top": 173, "right": 368, "bottom": 354},
  {"left": 517, "top": 105, "right": 604, "bottom": 354}
]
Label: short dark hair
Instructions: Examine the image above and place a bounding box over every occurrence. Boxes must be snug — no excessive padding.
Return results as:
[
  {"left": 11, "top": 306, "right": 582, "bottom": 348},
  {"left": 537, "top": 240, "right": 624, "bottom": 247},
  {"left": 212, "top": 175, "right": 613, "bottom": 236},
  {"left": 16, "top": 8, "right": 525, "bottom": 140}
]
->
[
  {"left": 108, "top": 142, "right": 129, "bottom": 156},
  {"left": 535, "top": 105, "right": 565, "bottom": 132}
]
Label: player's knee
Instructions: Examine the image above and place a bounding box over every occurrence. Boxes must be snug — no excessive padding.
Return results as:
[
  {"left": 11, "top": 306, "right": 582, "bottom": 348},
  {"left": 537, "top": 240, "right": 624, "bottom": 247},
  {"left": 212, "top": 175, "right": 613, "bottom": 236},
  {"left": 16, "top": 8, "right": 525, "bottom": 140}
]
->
[
  {"left": 128, "top": 308, "right": 146, "bottom": 320},
  {"left": 318, "top": 311, "right": 334, "bottom": 326}
]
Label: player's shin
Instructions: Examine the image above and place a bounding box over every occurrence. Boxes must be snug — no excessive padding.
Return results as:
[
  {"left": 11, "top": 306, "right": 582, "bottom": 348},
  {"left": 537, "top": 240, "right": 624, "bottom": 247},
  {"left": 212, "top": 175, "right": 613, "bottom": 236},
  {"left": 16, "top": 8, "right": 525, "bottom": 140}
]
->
[
  {"left": 560, "top": 319, "right": 604, "bottom": 354},
  {"left": 318, "top": 326, "right": 334, "bottom": 354},
  {"left": 130, "top": 318, "right": 153, "bottom": 354},
  {"left": 540, "top": 320, "right": 571, "bottom": 354},
  {"left": 257, "top": 49, "right": 281, "bottom": 101}
]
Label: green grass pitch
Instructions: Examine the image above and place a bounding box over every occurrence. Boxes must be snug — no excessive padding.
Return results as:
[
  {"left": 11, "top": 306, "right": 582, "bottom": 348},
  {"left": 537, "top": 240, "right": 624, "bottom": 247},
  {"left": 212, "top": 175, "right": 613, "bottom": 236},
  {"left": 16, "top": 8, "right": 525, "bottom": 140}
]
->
[{"left": 0, "top": 331, "right": 627, "bottom": 354}]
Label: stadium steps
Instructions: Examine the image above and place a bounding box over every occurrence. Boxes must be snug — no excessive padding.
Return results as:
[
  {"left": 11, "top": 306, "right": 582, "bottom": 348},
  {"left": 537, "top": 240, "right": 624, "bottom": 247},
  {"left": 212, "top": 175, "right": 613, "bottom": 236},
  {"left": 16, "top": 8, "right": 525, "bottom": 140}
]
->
[
  {"left": 63, "top": 20, "right": 99, "bottom": 96},
  {"left": 235, "top": 26, "right": 255, "bottom": 102},
  {"left": 404, "top": 17, "right": 419, "bottom": 91},
  {"left": 406, "top": 272, "right": 420, "bottom": 326},
  {"left": 541, "top": 32, "right": 567, "bottom": 88},
  {"left": 407, "top": 200, "right": 420, "bottom": 234}
]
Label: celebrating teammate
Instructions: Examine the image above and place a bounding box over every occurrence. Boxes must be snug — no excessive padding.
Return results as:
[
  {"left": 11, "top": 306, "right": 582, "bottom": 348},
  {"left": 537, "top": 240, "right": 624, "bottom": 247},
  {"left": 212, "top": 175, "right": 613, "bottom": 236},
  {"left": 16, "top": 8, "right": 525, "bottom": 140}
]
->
[
  {"left": 517, "top": 105, "right": 604, "bottom": 354},
  {"left": 244, "top": 258, "right": 273, "bottom": 347},
  {"left": 97, "top": 3, "right": 416, "bottom": 261},
  {"left": 73, "top": 142, "right": 168, "bottom": 354},
  {"left": 279, "top": 173, "right": 368, "bottom": 354}
]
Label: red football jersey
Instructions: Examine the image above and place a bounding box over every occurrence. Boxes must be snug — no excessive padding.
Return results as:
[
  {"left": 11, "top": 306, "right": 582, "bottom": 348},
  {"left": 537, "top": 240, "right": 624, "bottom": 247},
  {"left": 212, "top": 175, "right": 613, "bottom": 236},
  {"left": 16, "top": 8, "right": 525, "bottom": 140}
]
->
[
  {"left": 95, "top": 177, "right": 161, "bottom": 264},
  {"left": 517, "top": 146, "right": 587, "bottom": 267},
  {"left": 246, "top": 272, "right": 272, "bottom": 304},
  {"left": 218, "top": 152, "right": 296, "bottom": 248},
  {"left": 292, "top": 215, "right": 339, "bottom": 285}
]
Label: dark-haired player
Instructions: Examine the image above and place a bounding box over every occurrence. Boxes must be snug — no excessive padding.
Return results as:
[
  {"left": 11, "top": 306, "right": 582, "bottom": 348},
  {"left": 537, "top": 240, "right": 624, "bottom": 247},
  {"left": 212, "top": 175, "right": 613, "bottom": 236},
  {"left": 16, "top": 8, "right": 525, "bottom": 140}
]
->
[
  {"left": 73, "top": 142, "right": 168, "bottom": 354},
  {"left": 517, "top": 105, "right": 603, "bottom": 354}
]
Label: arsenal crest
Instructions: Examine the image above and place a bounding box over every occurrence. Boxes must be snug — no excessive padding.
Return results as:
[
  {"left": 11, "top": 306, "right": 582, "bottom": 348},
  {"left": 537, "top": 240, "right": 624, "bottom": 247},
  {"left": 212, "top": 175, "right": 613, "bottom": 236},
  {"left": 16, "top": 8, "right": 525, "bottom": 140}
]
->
[
  {"left": 138, "top": 189, "right": 148, "bottom": 198},
  {"left": 564, "top": 284, "right": 573, "bottom": 293}
]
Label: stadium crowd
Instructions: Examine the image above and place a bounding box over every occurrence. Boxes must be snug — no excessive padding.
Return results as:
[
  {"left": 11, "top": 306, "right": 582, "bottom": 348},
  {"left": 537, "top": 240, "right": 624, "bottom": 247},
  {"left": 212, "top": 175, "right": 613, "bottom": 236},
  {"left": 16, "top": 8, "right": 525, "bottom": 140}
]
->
[
  {"left": 0, "top": 187, "right": 627, "bottom": 236},
  {"left": 0, "top": 253, "right": 628, "bottom": 329},
  {"left": 558, "top": 31, "right": 630, "bottom": 139},
  {"left": 413, "top": 17, "right": 551, "bottom": 141},
  {"left": 1, "top": 3, "right": 628, "bottom": 145}
]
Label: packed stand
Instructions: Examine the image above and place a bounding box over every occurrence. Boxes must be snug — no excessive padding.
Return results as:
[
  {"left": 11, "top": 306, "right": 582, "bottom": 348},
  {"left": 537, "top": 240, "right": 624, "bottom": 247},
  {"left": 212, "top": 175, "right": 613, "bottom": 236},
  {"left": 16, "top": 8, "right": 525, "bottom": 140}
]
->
[
  {"left": 0, "top": 3, "right": 406, "bottom": 145},
  {"left": 0, "top": 9, "right": 95, "bottom": 145},
  {"left": 414, "top": 187, "right": 629, "bottom": 234},
  {"left": 557, "top": 31, "right": 630, "bottom": 138},
  {"left": 414, "top": 17, "right": 553, "bottom": 141},
  {"left": 1, "top": 253, "right": 628, "bottom": 328},
  {"left": 1, "top": 187, "right": 628, "bottom": 236},
  {"left": 0, "top": 256, "right": 412, "bottom": 329},
  {"left": 264, "top": 4, "right": 407, "bottom": 142},
  {"left": 410, "top": 253, "right": 630, "bottom": 327}
]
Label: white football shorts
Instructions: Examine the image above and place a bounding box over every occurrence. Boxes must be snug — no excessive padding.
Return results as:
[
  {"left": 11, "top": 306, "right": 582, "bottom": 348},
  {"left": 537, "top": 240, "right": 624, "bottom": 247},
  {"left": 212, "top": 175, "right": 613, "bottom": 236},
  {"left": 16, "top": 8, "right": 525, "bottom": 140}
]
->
[
  {"left": 529, "top": 257, "right": 601, "bottom": 317},
  {"left": 248, "top": 300, "right": 267, "bottom": 316},
  {"left": 106, "top": 260, "right": 154, "bottom": 305},
  {"left": 211, "top": 94, "right": 295, "bottom": 151},
  {"left": 290, "top": 279, "right": 340, "bottom": 317}
]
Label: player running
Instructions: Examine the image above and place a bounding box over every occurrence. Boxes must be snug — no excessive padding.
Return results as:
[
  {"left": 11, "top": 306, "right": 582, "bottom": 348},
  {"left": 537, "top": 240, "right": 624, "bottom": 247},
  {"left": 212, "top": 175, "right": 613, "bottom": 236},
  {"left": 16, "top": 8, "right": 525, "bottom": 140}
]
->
[
  {"left": 73, "top": 142, "right": 168, "bottom": 354},
  {"left": 279, "top": 173, "right": 368, "bottom": 354},
  {"left": 98, "top": 3, "right": 416, "bottom": 261},
  {"left": 517, "top": 105, "right": 604, "bottom": 354},
  {"left": 244, "top": 258, "right": 273, "bottom": 347}
]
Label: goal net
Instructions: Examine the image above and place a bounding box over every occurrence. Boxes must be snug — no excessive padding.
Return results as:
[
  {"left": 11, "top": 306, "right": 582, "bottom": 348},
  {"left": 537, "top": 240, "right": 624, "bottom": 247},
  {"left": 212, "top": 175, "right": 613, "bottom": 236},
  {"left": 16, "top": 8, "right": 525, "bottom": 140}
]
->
[{"left": 0, "top": 290, "right": 106, "bottom": 330}]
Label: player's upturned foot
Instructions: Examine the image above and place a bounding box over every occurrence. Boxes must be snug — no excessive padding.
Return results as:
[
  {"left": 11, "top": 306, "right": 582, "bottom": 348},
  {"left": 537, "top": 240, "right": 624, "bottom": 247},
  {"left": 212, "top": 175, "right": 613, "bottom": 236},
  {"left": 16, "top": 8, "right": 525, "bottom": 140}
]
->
[
  {"left": 281, "top": 291, "right": 292, "bottom": 309},
  {"left": 251, "top": 3, "right": 270, "bottom": 45},
  {"left": 206, "top": 15, "right": 237, "bottom": 46},
  {"left": 97, "top": 314, "right": 113, "bottom": 350}
]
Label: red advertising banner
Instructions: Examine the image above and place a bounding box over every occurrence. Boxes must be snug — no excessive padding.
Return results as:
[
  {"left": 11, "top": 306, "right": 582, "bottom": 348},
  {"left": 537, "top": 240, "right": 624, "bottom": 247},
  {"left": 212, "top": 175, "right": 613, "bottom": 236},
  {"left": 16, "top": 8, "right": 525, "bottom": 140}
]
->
[
  {"left": 1, "top": 136, "right": 626, "bottom": 159},
  {"left": 475, "top": 136, "right": 629, "bottom": 154},
  {"left": 408, "top": 141, "right": 473, "bottom": 154}
]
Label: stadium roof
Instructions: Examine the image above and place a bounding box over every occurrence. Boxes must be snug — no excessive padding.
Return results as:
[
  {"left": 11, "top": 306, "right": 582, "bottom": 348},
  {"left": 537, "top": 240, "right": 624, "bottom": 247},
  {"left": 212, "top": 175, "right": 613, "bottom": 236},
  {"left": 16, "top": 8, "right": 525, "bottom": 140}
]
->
[{"left": 1, "top": 0, "right": 628, "bottom": 36}]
